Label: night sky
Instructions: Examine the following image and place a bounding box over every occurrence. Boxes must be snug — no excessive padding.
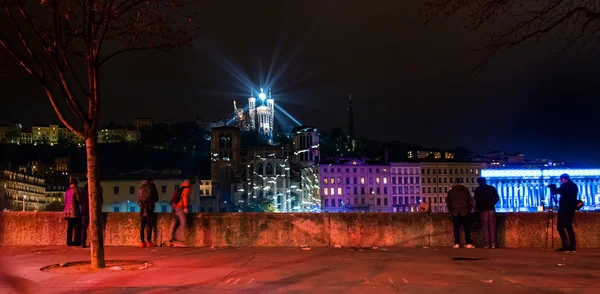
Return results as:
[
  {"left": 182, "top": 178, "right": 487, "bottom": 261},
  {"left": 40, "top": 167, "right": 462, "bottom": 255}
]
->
[{"left": 1, "top": 1, "right": 599, "bottom": 164}]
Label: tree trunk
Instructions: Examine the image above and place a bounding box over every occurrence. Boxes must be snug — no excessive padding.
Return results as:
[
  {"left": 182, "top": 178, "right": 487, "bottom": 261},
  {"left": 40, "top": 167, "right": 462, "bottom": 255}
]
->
[{"left": 86, "top": 135, "right": 105, "bottom": 269}]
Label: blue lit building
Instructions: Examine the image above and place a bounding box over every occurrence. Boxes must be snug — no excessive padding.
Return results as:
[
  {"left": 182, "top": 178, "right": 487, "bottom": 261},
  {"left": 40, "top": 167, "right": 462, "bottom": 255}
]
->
[{"left": 481, "top": 168, "right": 600, "bottom": 212}]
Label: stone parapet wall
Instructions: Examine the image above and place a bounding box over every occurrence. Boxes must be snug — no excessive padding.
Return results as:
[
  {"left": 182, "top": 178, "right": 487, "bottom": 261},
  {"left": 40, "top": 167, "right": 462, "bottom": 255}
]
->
[{"left": 1, "top": 212, "right": 599, "bottom": 248}]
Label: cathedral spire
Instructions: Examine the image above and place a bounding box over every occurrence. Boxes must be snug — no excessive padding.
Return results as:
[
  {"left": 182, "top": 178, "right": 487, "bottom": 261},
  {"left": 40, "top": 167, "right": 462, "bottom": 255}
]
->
[{"left": 348, "top": 94, "right": 355, "bottom": 139}]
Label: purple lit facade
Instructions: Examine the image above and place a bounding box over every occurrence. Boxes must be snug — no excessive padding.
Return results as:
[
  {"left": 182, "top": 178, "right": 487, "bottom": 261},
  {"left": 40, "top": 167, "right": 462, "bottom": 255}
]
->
[{"left": 320, "top": 159, "right": 391, "bottom": 212}]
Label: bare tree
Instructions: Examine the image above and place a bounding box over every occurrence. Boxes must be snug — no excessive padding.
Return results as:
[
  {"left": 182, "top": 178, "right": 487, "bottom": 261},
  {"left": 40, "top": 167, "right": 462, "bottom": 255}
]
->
[
  {"left": 424, "top": 0, "right": 600, "bottom": 72},
  {"left": 0, "top": 0, "right": 205, "bottom": 269}
]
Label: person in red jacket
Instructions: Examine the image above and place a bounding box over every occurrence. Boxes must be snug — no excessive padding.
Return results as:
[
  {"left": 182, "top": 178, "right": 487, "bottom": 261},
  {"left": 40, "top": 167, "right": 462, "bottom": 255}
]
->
[{"left": 169, "top": 179, "right": 194, "bottom": 246}]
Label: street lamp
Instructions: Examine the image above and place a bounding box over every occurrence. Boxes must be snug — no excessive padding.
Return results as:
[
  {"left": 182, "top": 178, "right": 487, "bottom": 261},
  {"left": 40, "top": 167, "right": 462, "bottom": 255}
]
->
[{"left": 22, "top": 195, "right": 26, "bottom": 212}]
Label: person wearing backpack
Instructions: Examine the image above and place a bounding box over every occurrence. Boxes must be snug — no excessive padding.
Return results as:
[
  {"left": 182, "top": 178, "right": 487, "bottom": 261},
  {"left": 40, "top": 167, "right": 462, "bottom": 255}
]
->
[
  {"left": 138, "top": 179, "right": 159, "bottom": 247},
  {"left": 169, "top": 179, "right": 194, "bottom": 246},
  {"left": 474, "top": 177, "right": 499, "bottom": 249}
]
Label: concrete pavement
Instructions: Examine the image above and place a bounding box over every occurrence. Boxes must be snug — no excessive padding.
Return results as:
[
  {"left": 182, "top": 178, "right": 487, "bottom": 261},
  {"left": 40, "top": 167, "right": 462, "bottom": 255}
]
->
[{"left": 1, "top": 245, "right": 599, "bottom": 293}]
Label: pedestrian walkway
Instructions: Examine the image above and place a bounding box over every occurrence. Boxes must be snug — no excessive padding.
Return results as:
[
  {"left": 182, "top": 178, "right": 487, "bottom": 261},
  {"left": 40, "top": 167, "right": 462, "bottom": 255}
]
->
[{"left": 1, "top": 246, "right": 599, "bottom": 293}]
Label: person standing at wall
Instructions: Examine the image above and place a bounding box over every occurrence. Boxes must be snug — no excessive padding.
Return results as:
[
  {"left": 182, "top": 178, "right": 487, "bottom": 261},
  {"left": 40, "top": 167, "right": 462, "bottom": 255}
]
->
[
  {"left": 64, "top": 178, "right": 81, "bottom": 247},
  {"left": 138, "top": 178, "right": 159, "bottom": 247},
  {"left": 447, "top": 179, "right": 475, "bottom": 249},
  {"left": 169, "top": 179, "right": 194, "bottom": 247},
  {"left": 474, "top": 177, "right": 499, "bottom": 249},
  {"left": 548, "top": 173, "right": 578, "bottom": 252}
]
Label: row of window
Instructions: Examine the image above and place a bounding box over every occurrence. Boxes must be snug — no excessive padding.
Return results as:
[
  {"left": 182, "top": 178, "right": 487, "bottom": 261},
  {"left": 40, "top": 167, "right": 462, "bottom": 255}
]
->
[
  {"left": 421, "top": 186, "right": 475, "bottom": 194},
  {"left": 323, "top": 197, "right": 390, "bottom": 207},
  {"left": 323, "top": 177, "right": 388, "bottom": 185},
  {"left": 323, "top": 196, "right": 457, "bottom": 207},
  {"left": 391, "top": 167, "right": 419, "bottom": 175},
  {"left": 322, "top": 185, "right": 478, "bottom": 196},
  {"left": 322, "top": 167, "right": 480, "bottom": 176},
  {"left": 422, "top": 177, "right": 477, "bottom": 184},
  {"left": 322, "top": 176, "right": 478, "bottom": 186},
  {"left": 422, "top": 168, "right": 479, "bottom": 175},
  {"left": 323, "top": 167, "right": 388, "bottom": 174},
  {"left": 323, "top": 186, "right": 389, "bottom": 196}
]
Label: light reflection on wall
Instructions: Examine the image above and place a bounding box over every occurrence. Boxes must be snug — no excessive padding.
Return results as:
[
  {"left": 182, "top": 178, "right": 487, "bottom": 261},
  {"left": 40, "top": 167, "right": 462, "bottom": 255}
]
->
[{"left": 481, "top": 169, "right": 600, "bottom": 212}]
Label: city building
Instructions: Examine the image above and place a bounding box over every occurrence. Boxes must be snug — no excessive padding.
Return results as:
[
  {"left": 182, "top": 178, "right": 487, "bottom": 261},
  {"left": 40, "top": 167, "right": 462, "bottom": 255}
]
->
[
  {"left": 31, "top": 123, "right": 81, "bottom": 145},
  {"left": 389, "top": 162, "right": 422, "bottom": 212},
  {"left": 292, "top": 126, "right": 320, "bottom": 167},
  {"left": 210, "top": 126, "right": 241, "bottom": 212},
  {"left": 293, "top": 126, "right": 321, "bottom": 212},
  {"left": 243, "top": 147, "right": 292, "bottom": 212},
  {"left": 420, "top": 162, "right": 485, "bottom": 212},
  {"left": 0, "top": 123, "right": 21, "bottom": 143},
  {"left": 321, "top": 159, "right": 391, "bottom": 212},
  {"left": 20, "top": 130, "right": 32, "bottom": 144},
  {"left": 98, "top": 126, "right": 140, "bottom": 143},
  {"left": 55, "top": 157, "right": 69, "bottom": 173},
  {"left": 133, "top": 117, "right": 153, "bottom": 130},
  {"left": 0, "top": 170, "right": 49, "bottom": 211},
  {"left": 81, "top": 171, "right": 205, "bottom": 213},
  {"left": 485, "top": 152, "right": 525, "bottom": 164},
  {"left": 481, "top": 168, "right": 600, "bottom": 212},
  {"left": 161, "top": 119, "right": 175, "bottom": 129},
  {"left": 408, "top": 150, "right": 455, "bottom": 160},
  {"left": 199, "top": 180, "right": 212, "bottom": 197},
  {"left": 32, "top": 123, "right": 59, "bottom": 143},
  {"left": 300, "top": 166, "right": 320, "bottom": 212}
]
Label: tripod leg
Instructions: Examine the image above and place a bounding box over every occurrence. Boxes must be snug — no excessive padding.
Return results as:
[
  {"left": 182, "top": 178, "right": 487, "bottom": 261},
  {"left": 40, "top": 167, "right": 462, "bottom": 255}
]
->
[
  {"left": 551, "top": 211, "right": 554, "bottom": 249},
  {"left": 545, "top": 210, "right": 550, "bottom": 251}
]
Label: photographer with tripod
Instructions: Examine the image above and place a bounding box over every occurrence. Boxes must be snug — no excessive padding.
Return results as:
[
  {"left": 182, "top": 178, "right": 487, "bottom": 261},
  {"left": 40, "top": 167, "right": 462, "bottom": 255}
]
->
[{"left": 548, "top": 173, "right": 578, "bottom": 253}]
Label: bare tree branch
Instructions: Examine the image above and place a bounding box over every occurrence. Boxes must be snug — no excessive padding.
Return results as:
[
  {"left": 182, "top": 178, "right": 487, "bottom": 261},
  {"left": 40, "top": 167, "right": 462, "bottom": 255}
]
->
[{"left": 424, "top": 0, "right": 600, "bottom": 73}]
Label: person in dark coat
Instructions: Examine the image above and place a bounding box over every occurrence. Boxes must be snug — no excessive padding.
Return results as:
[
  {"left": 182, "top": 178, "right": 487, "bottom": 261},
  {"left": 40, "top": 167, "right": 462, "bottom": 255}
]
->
[
  {"left": 138, "top": 179, "right": 159, "bottom": 247},
  {"left": 64, "top": 178, "right": 81, "bottom": 246},
  {"left": 474, "top": 177, "right": 500, "bottom": 248},
  {"left": 549, "top": 173, "right": 578, "bottom": 252},
  {"left": 80, "top": 184, "right": 104, "bottom": 248},
  {"left": 447, "top": 179, "right": 474, "bottom": 249}
]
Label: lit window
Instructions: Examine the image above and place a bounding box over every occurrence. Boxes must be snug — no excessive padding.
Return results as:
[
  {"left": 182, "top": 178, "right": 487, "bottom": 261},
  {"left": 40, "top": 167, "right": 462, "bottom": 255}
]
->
[
  {"left": 383, "top": 168, "right": 387, "bottom": 173},
  {"left": 376, "top": 178, "right": 380, "bottom": 184},
  {"left": 337, "top": 188, "right": 342, "bottom": 195},
  {"left": 330, "top": 188, "right": 334, "bottom": 195},
  {"left": 324, "top": 178, "right": 328, "bottom": 184},
  {"left": 383, "top": 177, "right": 387, "bottom": 184},
  {"left": 324, "top": 188, "right": 328, "bottom": 196},
  {"left": 330, "top": 177, "right": 334, "bottom": 184},
  {"left": 360, "top": 177, "right": 365, "bottom": 184}
]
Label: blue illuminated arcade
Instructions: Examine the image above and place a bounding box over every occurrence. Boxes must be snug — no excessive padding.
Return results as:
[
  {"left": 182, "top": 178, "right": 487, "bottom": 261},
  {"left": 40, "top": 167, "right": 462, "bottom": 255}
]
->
[{"left": 481, "top": 168, "right": 600, "bottom": 212}]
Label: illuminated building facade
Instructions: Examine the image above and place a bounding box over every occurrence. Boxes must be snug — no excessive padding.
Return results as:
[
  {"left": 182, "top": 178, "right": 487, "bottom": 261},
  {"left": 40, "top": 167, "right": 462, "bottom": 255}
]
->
[
  {"left": 293, "top": 126, "right": 321, "bottom": 212},
  {"left": 210, "top": 126, "right": 241, "bottom": 212},
  {"left": 420, "top": 162, "right": 484, "bottom": 212},
  {"left": 244, "top": 147, "right": 292, "bottom": 212},
  {"left": 390, "top": 162, "right": 422, "bottom": 212},
  {"left": 321, "top": 159, "right": 391, "bottom": 212},
  {"left": 133, "top": 117, "right": 153, "bottom": 130},
  {"left": 481, "top": 168, "right": 600, "bottom": 212},
  {"left": 0, "top": 170, "right": 48, "bottom": 211}
]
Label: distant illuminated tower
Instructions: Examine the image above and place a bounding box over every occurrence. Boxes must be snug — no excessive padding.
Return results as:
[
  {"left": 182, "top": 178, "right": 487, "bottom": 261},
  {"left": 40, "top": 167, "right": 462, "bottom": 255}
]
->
[
  {"left": 255, "top": 88, "right": 274, "bottom": 145},
  {"left": 248, "top": 89, "right": 256, "bottom": 130}
]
